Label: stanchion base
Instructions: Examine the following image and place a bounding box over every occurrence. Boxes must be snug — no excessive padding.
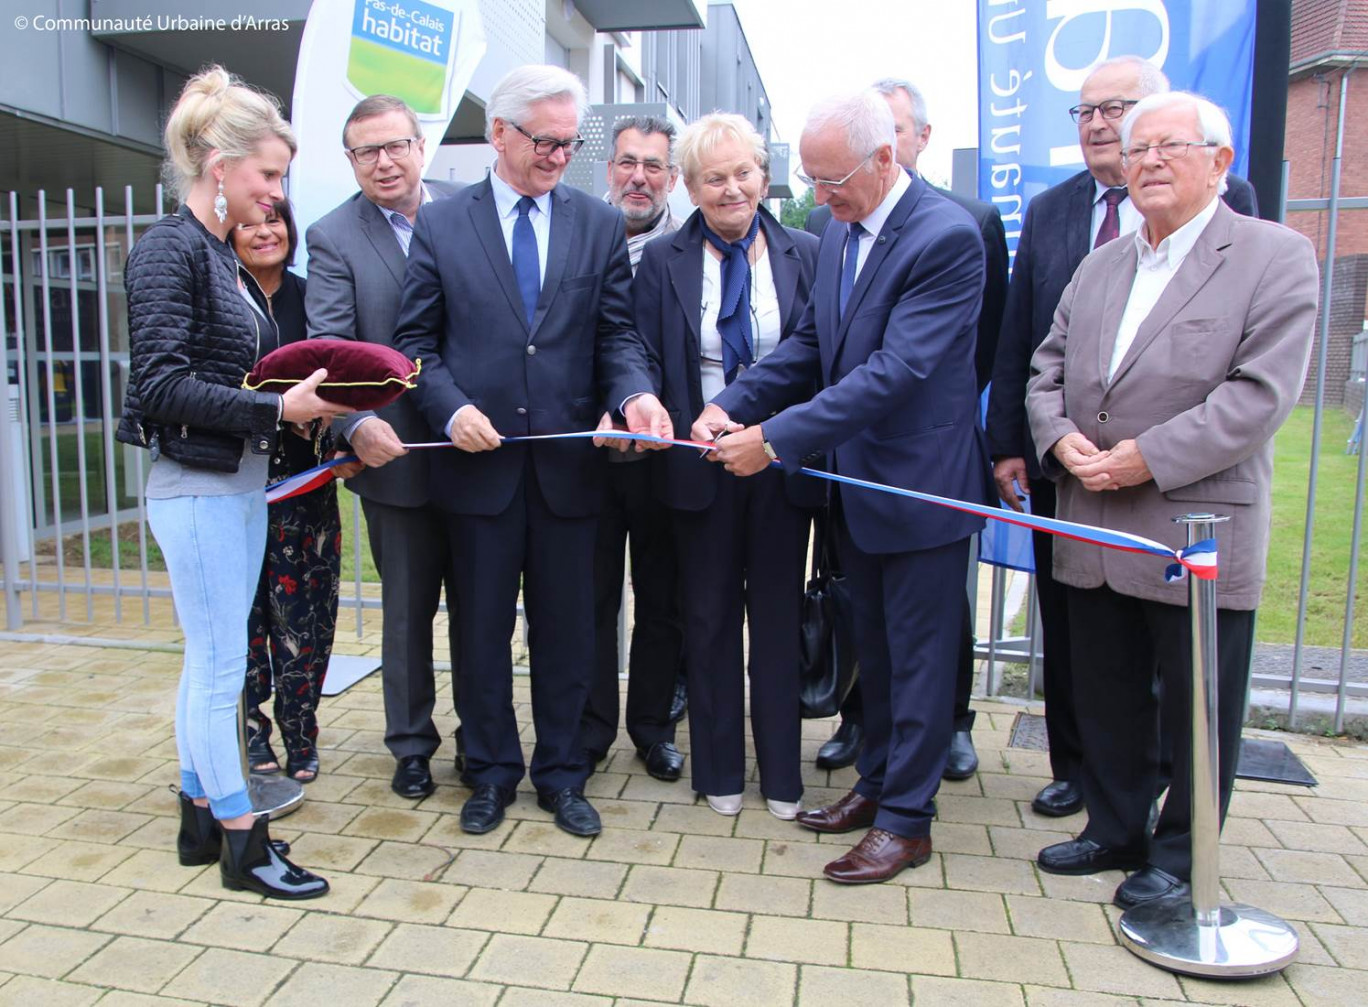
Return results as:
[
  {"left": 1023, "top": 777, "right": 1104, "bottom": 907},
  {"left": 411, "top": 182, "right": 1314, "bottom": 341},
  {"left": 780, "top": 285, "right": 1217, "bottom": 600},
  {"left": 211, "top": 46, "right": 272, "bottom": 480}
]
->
[
  {"left": 1119, "top": 896, "right": 1298, "bottom": 978},
  {"left": 248, "top": 775, "right": 305, "bottom": 820}
]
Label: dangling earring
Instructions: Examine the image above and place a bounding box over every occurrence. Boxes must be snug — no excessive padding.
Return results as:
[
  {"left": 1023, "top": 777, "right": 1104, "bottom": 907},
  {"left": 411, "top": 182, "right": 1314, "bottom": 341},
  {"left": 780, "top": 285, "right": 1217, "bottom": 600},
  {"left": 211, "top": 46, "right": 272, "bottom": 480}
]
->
[{"left": 213, "top": 179, "right": 228, "bottom": 224}]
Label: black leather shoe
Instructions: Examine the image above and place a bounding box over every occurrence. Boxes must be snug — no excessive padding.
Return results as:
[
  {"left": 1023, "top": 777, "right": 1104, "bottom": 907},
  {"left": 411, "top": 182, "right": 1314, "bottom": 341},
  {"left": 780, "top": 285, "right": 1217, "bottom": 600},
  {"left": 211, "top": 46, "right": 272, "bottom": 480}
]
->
[
  {"left": 1114, "top": 865, "right": 1189, "bottom": 909},
  {"left": 1031, "top": 780, "right": 1084, "bottom": 817},
  {"left": 1038, "top": 837, "right": 1146, "bottom": 876},
  {"left": 460, "top": 783, "right": 515, "bottom": 833},
  {"left": 668, "top": 677, "right": 688, "bottom": 724},
  {"left": 816, "top": 719, "right": 863, "bottom": 770},
  {"left": 537, "top": 787, "right": 602, "bottom": 837},
  {"left": 220, "top": 816, "right": 328, "bottom": 900},
  {"left": 637, "top": 742, "right": 684, "bottom": 782},
  {"left": 942, "top": 730, "right": 979, "bottom": 780},
  {"left": 392, "top": 755, "right": 436, "bottom": 799}
]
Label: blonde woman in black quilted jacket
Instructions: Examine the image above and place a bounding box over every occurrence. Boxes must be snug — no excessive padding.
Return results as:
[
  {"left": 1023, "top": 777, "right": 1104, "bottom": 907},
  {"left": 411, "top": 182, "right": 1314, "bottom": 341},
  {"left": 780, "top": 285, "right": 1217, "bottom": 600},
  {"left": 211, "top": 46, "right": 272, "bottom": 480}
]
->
[{"left": 117, "top": 66, "right": 347, "bottom": 899}]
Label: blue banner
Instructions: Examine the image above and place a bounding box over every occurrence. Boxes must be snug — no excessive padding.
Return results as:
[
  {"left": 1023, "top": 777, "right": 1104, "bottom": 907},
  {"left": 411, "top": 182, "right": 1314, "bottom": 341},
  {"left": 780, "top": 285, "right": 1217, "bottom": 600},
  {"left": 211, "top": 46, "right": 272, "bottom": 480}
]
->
[{"left": 977, "top": 1, "right": 1257, "bottom": 264}]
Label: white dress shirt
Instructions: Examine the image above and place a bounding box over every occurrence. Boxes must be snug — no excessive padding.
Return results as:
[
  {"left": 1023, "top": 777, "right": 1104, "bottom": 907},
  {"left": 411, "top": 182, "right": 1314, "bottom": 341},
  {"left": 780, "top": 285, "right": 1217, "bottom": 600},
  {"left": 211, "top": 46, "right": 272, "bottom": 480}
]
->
[
  {"left": 1108, "top": 195, "right": 1221, "bottom": 382},
  {"left": 699, "top": 242, "right": 782, "bottom": 401},
  {"left": 488, "top": 166, "right": 551, "bottom": 287},
  {"left": 843, "top": 167, "right": 911, "bottom": 282},
  {"left": 1090, "top": 178, "right": 1144, "bottom": 248}
]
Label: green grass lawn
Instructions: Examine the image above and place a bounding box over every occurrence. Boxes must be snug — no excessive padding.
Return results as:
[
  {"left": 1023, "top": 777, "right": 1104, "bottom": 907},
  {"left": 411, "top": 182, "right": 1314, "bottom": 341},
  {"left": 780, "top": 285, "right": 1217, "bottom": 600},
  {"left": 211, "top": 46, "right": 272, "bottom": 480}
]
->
[{"left": 1264, "top": 404, "right": 1367, "bottom": 648}]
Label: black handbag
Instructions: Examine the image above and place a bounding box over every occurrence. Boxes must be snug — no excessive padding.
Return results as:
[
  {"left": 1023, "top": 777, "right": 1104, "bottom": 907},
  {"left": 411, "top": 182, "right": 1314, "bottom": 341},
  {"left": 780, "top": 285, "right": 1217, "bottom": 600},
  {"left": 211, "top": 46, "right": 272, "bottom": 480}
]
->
[{"left": 798, "top": 510, "right": 859, "bottom": 719}]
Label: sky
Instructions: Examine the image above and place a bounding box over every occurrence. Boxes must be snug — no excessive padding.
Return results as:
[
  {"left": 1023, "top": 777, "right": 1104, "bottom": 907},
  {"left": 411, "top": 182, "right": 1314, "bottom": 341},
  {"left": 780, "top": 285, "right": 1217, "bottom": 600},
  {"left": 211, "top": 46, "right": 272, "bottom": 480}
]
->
[{"left": 727, "top": 0, "right": 980, "bottom": 188}]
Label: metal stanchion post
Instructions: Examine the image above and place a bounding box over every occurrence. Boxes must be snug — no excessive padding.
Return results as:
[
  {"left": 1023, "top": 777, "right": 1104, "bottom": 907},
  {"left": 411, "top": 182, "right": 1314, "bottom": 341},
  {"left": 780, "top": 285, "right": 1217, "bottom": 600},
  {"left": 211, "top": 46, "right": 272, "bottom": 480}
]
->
[
  {"left": 238, "top": 693, "right": 305, "bottom": 819},
  {"left": 1119, "top": 513, "right": 1298, "bottom": 977}
]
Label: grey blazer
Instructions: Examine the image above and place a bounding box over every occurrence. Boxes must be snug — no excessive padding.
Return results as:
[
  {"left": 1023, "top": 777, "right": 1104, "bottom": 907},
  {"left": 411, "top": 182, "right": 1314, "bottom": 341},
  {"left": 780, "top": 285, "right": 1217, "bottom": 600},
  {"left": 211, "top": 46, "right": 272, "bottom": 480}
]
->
[
  {"left": 304, "top": 182, "right": 457, "bottom": 508},
  {"left": 1026, "top": 200, "right": 1318, "bottom": 609}
]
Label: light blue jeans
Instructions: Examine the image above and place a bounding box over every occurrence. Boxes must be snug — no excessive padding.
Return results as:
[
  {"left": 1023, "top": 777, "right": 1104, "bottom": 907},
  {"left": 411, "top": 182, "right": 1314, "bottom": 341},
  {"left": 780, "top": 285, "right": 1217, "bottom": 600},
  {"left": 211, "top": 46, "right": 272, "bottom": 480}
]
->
[{"left": 149, "top": 489, "right": 266, "bottom": 820}]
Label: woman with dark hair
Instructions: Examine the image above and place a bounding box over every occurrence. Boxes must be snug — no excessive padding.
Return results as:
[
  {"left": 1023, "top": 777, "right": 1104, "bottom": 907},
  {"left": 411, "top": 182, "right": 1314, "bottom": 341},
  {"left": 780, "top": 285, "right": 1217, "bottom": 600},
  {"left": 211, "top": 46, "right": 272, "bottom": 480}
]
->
[
  {"left": 232, "top": 200, "right": 345, "bottom": 785},
  {"left": 117, "top": 65, "right": 347, "bottom": 898}
]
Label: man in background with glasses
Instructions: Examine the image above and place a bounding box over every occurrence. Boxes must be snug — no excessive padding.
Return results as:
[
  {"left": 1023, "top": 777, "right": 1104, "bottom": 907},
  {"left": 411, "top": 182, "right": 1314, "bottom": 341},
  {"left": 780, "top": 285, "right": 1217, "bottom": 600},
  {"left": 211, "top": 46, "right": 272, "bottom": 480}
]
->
[
  {"left": 1026, "top": 91, "right": 1316, "bottom": 910},
  {"left": 987, "top": 57, "right": 1258, "bottom": 824},
  {"left": 702, "top": 88, "right": 992, "bottom": 884},
  {"left": 394, "top": 65, "right": 671, "bottom": 840},
  {"left": 578, "top": 117, "right": 689, "bottom": 784},
  {"left": 304, "top": 95, "right": 464, "bottom": 803}
]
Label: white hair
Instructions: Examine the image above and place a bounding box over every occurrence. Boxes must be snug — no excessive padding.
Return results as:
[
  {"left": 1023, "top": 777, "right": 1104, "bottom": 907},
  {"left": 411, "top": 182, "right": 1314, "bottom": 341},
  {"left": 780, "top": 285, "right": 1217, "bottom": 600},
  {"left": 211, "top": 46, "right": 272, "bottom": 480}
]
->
[
  {"left": 1088, "top": 55, "right": 1170, "bottom": 97},
  {"left": 871, "top": 77, "right": 929, "bottom": 131},
  {"left": 1120, "top": 90, "right": 1233, "bottom": 193},
  {"left": 484, "top": 65, "right": 589, "bottom": 142},
  {"left": 803, "top": 89, "right": 896, "bottom": 161}
]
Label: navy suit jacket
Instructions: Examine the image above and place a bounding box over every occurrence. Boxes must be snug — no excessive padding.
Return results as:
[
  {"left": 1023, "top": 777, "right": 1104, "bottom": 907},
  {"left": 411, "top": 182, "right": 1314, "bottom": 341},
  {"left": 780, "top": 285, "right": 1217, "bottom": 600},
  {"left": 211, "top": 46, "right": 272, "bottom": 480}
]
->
[
  {"left": 715, "top": 174, "right": 991, "bottom": 555},
  {"left": 807, "top": 176, "right": 1007, "bottom": 392},
  {"left": 634, "top": 206, "right": 824, "bottom": 511},
  {"left": 986, "top": 170, "right": 1259, "bottom": 481},
  {"left": 393, "top": 177, "right": 654, "bottom": 519}
]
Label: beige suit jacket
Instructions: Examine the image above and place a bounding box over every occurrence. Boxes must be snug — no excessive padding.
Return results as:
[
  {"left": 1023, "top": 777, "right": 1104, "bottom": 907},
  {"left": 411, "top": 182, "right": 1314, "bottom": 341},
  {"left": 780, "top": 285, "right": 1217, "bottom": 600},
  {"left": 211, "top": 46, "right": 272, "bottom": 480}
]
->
[{"left": 1026, "top": 200, "right": 1318, "bottom": 609}]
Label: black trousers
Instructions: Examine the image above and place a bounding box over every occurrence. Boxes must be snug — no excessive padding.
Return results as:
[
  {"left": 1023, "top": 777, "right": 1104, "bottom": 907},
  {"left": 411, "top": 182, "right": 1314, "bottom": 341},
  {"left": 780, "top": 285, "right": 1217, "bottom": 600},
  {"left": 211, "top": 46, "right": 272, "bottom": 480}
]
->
[
  {"left": 1030, "top": 480, "right": 1083, "bottom": 785},
  {"left": 360, "top": 496, "right": 458, "bottom": 761},
  {"left": 446, "top": 459, "right": 596, "bottom": 795},
  {"left": 673, "top": 467, "right": 808, "bottom": 802},
  {"left": 1067, "top": 584, "right": 1255, "bottom": 880},
  {"left": 581, "top": 458, "right": 684, "bottom": 759},
  {"left": 843, "top": 513, "right": 971, "bottom": 839}
]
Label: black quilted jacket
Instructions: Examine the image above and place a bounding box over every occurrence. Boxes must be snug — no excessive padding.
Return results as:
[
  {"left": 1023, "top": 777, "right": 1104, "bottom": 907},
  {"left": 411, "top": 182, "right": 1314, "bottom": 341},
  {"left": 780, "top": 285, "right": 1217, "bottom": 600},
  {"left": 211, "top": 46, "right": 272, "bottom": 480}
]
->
[{"left": 116, "top": 207, "right": 282, "bottom": 473}]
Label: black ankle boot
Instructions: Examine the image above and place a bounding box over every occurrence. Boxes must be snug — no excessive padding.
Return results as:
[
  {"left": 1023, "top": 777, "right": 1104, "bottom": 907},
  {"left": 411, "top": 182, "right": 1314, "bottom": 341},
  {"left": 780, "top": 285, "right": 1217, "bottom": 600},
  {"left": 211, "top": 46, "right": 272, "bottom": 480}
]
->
[
  {"left": 220, "top": 816, "right": 329, "bottom": 900},
  {"left": 178, "top": 792, "right": 290, "bottom": 867},
  {"left": 177, "top": 791, "right": 221, "bottom": 866}
]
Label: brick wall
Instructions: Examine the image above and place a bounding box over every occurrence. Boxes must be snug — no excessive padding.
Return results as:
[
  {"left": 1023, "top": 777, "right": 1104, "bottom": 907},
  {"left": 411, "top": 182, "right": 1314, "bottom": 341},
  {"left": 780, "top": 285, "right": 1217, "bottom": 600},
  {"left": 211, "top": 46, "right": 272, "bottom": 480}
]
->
[{"left": 1301, "top": 253, "right": 1368, "bottom": 407}]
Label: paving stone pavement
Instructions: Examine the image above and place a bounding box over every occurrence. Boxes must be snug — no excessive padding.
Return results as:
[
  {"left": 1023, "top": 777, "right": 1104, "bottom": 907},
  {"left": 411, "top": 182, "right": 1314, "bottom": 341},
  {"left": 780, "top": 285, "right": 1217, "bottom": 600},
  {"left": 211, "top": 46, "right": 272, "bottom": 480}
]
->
[{"left": 0, "top": 596, "right": 1364, "bottom": 1006}]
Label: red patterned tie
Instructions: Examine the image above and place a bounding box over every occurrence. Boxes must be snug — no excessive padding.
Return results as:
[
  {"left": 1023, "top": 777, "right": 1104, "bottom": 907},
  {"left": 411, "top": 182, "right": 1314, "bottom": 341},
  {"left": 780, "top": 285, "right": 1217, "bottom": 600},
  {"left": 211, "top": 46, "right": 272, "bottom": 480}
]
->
[{"left": 1094, "top": 187, "right": 1126, "bottom": 249}]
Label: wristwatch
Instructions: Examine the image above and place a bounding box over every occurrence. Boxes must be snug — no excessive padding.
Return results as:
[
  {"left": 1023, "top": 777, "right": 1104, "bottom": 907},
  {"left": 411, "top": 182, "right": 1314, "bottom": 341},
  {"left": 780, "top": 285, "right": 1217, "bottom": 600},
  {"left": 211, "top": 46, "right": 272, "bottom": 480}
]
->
[{"left": 761, "top": 429, "right": 778, "bottom": 462}]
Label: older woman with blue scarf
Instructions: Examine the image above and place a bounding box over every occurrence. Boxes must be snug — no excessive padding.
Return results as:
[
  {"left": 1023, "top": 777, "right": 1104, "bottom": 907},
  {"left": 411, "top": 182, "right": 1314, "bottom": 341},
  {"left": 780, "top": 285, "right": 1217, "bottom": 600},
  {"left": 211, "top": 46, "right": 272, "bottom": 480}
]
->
[{"left": 633, "top": 113, "right": 821, "bottom": 818}]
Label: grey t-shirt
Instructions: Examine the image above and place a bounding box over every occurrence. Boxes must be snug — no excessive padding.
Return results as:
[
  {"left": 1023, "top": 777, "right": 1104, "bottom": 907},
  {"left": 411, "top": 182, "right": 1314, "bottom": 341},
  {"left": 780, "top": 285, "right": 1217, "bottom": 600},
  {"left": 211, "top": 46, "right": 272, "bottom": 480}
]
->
[{"left": 145, "top": 441, "right": 270, "bottom": 499}]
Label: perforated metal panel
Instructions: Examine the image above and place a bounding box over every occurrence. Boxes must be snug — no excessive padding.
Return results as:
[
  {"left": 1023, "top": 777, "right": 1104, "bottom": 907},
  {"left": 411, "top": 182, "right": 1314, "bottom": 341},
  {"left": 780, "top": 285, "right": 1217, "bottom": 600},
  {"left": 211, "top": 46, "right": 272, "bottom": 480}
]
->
[{"left": 470, "top": 0, "right": 546, "bottom": 99}]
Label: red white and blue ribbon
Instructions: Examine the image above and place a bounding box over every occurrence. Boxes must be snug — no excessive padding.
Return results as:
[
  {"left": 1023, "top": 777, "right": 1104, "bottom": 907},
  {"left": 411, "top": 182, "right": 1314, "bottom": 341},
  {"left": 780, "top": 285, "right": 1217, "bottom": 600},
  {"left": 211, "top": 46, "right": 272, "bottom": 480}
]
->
[{"left": 266, "top": 429, "right": 1218, "bottom": 582}]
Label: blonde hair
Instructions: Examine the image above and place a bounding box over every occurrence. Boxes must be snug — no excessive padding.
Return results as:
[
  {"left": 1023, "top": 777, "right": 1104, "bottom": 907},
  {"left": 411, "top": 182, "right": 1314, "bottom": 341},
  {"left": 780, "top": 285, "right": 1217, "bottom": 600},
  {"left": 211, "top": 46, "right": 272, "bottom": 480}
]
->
[
  {"left": 162, "top": 65, "right": 297, "bottom": 201},
  {"left": 676, "top": 112, "right": 768, "bottom": 185}
]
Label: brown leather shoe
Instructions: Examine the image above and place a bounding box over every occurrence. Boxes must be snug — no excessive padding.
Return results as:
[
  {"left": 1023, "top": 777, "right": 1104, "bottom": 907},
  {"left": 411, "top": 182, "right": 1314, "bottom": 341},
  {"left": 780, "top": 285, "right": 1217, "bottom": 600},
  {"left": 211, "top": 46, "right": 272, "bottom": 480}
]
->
[
  {"left": 794, "top": 791, "right": 878, "bottom": 834},
  {"left": 824, "top": 828, "right": 933, "bottom": 884}
]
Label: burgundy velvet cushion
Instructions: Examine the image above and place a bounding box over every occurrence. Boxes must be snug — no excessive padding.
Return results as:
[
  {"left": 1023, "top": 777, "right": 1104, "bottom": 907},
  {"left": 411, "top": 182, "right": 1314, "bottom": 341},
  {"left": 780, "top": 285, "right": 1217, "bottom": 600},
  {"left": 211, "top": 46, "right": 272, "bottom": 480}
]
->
[{"left": 243, "top": 340, "right": 420, "bottom": 410}]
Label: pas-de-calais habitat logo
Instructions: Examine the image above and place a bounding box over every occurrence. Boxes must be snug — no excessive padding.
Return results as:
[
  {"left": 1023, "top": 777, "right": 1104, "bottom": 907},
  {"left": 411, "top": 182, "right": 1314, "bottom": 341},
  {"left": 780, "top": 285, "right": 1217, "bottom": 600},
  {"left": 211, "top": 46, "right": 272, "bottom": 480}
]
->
[{"left": 349, "top": 0, "right": 455, "bottom": 114}]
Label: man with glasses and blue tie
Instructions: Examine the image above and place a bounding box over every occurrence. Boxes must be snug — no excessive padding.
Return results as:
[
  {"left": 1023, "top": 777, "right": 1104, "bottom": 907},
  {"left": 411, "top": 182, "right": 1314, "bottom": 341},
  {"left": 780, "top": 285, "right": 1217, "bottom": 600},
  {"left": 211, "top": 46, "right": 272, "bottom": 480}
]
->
[
  {"left": 305, "top": 95, "right": 464, "bottom": 802},
  {"left": 701, "top": 88, "right": 992, "bottom": 884},
  {"left": 393, "top": 65, "right": 671, "bottom": 839},
  {"left": 987, "top": 56, "right": 1258, "bottom": 824}
]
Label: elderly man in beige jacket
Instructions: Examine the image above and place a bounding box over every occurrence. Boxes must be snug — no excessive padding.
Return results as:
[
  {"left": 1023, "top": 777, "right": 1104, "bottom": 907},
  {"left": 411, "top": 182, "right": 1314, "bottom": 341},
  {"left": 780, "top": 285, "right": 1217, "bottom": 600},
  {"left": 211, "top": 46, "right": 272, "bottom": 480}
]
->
[{"left": 1026, "top": 91, "right": 1318, "bottom": 911}]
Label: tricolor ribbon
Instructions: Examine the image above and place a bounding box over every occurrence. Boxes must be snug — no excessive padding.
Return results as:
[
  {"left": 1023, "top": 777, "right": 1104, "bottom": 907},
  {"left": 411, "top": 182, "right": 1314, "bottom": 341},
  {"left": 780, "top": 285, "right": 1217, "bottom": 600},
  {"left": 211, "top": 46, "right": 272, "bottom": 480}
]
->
[{"left": 265, "top": 430, "right": 1218, "bottom": 583}]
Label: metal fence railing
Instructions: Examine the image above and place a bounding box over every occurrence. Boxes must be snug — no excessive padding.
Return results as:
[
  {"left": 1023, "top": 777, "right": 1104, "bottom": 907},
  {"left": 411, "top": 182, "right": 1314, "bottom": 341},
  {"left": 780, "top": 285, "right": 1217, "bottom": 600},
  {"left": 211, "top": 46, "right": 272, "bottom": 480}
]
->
[{"left": 0, "top": 185, "right": 1362, "bottom": 729}]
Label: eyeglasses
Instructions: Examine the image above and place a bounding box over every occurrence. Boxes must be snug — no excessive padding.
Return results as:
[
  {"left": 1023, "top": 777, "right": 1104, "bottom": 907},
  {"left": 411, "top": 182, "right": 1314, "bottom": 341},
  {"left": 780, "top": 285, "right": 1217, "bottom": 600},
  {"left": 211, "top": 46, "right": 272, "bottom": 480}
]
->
[
  {"left": 1068, "top": 99, "right": 1139, "bottom": 124},
  {"left": 347, "top": 137, "right": 418, "bottom": 165},
  {"left": 795, "top": 150, "right": 876, "bottom": 190},
  {"left": 510, "top": 121, "right": 586, "bottom": 157},
  {"left": 613, "top": 157, "right": 671, "bottom": 177},
  {"left": 1121, "top": 140, "right": 1220, "bottom": 166}
]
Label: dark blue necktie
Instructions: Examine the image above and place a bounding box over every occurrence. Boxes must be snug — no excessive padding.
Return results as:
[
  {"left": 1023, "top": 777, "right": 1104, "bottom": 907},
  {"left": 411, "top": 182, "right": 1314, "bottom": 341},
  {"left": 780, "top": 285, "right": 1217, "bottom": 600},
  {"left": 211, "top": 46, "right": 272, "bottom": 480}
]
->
[
  {"left": 839, "top": 221, "right": 865, "bottom": 317},
  {"left": 700, "top": 213, "right": 761, "bottom": 385},
  {"left": 512, "top": 195, "right": 540, "bottom": 327}
]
